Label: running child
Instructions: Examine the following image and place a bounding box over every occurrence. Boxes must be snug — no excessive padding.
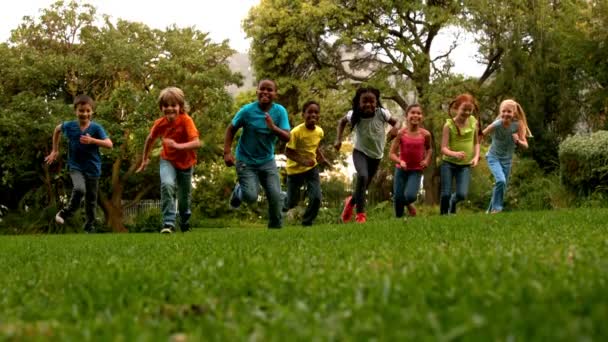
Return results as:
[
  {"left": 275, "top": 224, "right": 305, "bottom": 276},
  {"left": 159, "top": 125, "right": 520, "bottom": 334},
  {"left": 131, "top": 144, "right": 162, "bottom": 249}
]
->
[
  {"left": 483, "top": 99, "right": 531, "bottom": 213},
  {"left": 440, "top": 93, "right": 481, "bottom": 215},
  {"left": 224, "top": 79, "right": 290, "bottom": 229},
  {"left": 334, "top": 87, "right": 400, "bottom": 223},
  {"left": 45, "top": 95, "right": 113, "bottom": 233},
  {"left": 136, "top": 87, "right": 201, "bottom": 234},
  {"left": 283, "top": 100, "right": 330, "bottom": 226},
  {"left": 388, "top": 104, "right": 432, "bottom": 218}
]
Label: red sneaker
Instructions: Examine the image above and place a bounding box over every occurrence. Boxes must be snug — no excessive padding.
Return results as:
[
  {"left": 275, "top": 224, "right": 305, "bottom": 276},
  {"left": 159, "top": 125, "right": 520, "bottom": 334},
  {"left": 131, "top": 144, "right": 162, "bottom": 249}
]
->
[
  {"left": 341, "top": 196, "right": 354, "bottom": 223},
  {"left": 407, "top": 204, "right": 417, "bottom": 217},
  {"left": 355, "top": 212, "right": 367, "bottom": 223}
]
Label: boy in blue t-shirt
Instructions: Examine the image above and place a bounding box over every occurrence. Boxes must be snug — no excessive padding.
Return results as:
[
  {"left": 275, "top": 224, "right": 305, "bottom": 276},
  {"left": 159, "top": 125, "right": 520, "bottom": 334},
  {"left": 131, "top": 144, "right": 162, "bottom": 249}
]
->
[
  {"left": 223, "top": 79, "right": 291, "bottom": 228},
  {"left": 45, "top": 95, "right": 113, "bottom": 233}
]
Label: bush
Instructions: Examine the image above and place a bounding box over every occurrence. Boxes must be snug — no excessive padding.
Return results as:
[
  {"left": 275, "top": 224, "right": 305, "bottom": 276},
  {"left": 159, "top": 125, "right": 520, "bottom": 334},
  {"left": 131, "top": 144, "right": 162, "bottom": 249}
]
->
[
  {"left": 509, "top": 158, "right": 574, "bottom": 210},
  {"left": 559, "top": 130, "right": 608, "bottom": 195}
]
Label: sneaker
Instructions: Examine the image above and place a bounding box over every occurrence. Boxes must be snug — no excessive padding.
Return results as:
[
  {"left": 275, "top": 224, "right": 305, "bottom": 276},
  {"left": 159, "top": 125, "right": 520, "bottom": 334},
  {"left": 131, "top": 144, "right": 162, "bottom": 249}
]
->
[
  {"left": 160, "top": 225, "right": 174, "bottom": 234},
  {"left": 84, "top": 225, "right": 97, "bottom": 234},
  {"left": 407, "top": 204, "right": 417, "bottom": 217},
  {"left": 229, "top": 183, "right": 242, "bottom": 209},
  {"left": 355, "top": 212, "right": 367, "bottom": 223},
  {"left": 180, "top": 222, "right": 191, "bottom": 232},
  {"left": 55, "top": 210, "right": 65, "bottom": 224},
  {"left": 341, "top": 196, "right": 354, "bottom": 223}
]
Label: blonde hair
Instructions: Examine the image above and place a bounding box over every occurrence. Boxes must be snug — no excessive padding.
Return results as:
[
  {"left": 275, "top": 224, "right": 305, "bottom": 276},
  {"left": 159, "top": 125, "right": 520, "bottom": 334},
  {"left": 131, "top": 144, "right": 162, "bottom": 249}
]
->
[
  {"left": 158, "top": 87, "right": 189, "bottom": 113},
  {"left": 499, "top": 99, "right": 532, "bottom": 137}
]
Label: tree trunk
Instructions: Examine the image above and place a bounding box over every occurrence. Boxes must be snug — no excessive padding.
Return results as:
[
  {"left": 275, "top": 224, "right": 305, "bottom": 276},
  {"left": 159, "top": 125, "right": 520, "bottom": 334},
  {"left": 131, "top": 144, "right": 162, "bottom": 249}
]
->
[{"left": 100, "top": 195, "right": 128, "bottom": 233}]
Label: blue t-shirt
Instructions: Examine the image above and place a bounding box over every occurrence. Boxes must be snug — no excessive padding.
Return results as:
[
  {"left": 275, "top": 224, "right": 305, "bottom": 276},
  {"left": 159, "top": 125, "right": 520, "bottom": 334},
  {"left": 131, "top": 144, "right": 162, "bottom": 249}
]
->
[
  {"left": 487, "top": 119, "right": 519, "bottom": 159},
  {"left": 232, "top": 102, "right": 290, "bottom": 165},
  {"left": 62, "top": 121, "right": 109, "bottom": 177}
]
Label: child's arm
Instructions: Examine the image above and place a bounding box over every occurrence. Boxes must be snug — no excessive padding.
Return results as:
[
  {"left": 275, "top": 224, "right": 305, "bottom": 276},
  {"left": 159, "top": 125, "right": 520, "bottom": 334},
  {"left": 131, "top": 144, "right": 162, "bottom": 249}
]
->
[
  {"left": 482, "top": 123, "right": 496, "bottom": 138},
  {"left": 316, "top": 147, "right": 331, "bottom": 167},
  {"left": 285, "top": 147, "right": 315, "bottom": 167},
  {"left": 421, "top": 130, "right": 433, "bottom": 169},
  {"left": 80, "top": 134, "right": 113, "bottom": 149},
  {"left": 333, "top": 115, "right": 349, "bottom": 151},
  {"left": 386, "top": 117, "right": 401, "bottom": 141},
  {"left": 163, "top": 138, "right": 201, "bottom": 151},
  {"left": 441, "top": 125, "right": 466, "bottom": 160},
  {"left": 388, "top": 130, "right": 404, "bottom": 168},
  {"left": 471, "top": 128, "right": 481, "bottom": 167},
  {"left": 223, "top": 124, "right": 238, "bottom": 167},
  {"left": 135, "top": 134, "right": 157, "bottom": 172},
  {"left": 513, "top": 124, "right": 529, "bottom": 149},
  {"left": 44, "top": 124, "right": 62, "bottom": 164},
  {"left": 265, "top": 113, "right": 290, "bottom": 142}
]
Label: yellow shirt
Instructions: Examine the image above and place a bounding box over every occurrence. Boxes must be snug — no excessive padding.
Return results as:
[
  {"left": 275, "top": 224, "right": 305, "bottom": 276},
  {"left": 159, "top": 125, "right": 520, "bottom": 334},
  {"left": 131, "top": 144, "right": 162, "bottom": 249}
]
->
[{"left": 286, "top": 123, "right": 324, "bottom": 175}]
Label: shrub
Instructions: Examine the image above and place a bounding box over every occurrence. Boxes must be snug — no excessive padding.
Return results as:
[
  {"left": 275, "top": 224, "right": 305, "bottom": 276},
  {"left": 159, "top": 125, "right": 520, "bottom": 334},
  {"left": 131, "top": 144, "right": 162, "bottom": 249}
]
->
[{"left": 559, "top": 130, "right": 608, "bottom": 195}]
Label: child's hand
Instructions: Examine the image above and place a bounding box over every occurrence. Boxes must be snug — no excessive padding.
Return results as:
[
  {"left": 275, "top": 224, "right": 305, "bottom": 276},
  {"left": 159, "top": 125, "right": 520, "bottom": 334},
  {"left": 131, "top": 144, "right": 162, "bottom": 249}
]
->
[
  {"left": 453, "top": 151, "right": 466, "bottom": 160},
  {"left": 471, "top": 156, "right": 479, "bottom": 167},
  {"left": 44, "top": 151, "right": 58, "bottom": 165},
  {"left": 224, "top": 152, "right": 235, "bottom": 167},
  {"left": 399, "top": 160, "right": 407, "bottom": 169},
  {"left": 512, "top": 133, "right": 519, "bottom": 144},
  {"left": 304, "top": 159, "right": 316, "bottom": 167},
  {"left": 420, "top": 160, "right": 428, "bottom": 169},
  {"left": 136, "top": 158, "right": 149, "bottom": 173},
  {"left": 333, "top": 140, "right": 342, "bottom": 152},
  {"left": 80, "top": 134, "right": 94, "bottom": 145},
  {"left": 264, "top": 113, "right": 275, "bottom": 129},
  {"left": 163, "top": 138, "right": 179, "bottom": 150}
]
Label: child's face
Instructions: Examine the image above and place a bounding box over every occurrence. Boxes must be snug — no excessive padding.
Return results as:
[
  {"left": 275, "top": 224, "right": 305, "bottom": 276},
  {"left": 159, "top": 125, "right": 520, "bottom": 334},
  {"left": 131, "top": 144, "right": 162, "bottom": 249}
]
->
[
  {"left": 456, "top": 101, "right": 474, "bottom": 119},
  {"left": 303, "top": 104, "right": 320, "bottom": 128},
  {"left": 406, "top": 106, "right": 423, "bottom": 126},
  {"left": 256, "top": 80, "right": 277, "bottom": 105},
  {"left": 359, "top": 92, "right": 377, "bottom": 114},
  {"left": 75, "top": 103, "right": 93, "bottom": 123},
  {"left": 500, "top": 104, "right": 515, "bottom": 123},
  {"left": 161, "top": 101, "right": 181, "bottom": 121}
]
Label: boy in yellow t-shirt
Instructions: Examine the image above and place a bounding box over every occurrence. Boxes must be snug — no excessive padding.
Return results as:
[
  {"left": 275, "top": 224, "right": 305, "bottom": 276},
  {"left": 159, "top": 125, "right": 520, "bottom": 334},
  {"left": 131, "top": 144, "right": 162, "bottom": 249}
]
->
[{"left": 283, "top": 101, "right": 330, "bottom": 226}]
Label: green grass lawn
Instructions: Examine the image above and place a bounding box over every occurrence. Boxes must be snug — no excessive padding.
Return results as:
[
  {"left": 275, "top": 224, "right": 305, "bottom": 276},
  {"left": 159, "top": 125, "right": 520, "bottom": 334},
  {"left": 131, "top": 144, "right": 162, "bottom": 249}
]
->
[{"left": 1, "top": 209, "right": 607, "bottom": 341}]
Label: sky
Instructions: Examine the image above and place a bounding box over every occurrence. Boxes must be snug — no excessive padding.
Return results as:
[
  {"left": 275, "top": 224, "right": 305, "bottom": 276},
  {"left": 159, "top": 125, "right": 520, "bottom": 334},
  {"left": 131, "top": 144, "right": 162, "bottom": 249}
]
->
[{"left": 0, "top": 0, "right": 484, "bottom": 76}]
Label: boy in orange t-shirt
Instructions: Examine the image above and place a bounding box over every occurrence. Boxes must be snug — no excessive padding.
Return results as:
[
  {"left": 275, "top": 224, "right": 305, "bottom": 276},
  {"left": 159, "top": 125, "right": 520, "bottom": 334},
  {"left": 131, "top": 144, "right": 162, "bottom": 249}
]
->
[{"left": 136, "top": 87, "right": 201, "bottom": 233}]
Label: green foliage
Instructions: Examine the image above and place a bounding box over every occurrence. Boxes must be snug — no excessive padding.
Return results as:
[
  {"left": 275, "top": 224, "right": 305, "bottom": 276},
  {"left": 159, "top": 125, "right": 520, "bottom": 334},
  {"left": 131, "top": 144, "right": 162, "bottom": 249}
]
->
[
  {"left": 1, "top": 210, "right": 608, "bottom": 339},
  {"left": 559, "top": 130, "right": 608, "bottom": 195}
]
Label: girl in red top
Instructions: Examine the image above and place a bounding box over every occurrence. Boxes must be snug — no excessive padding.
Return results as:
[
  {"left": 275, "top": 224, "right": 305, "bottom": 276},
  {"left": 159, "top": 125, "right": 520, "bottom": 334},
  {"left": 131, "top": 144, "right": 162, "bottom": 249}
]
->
[{"left": 389, "top": 104, "right": 433, "bottom": 218}]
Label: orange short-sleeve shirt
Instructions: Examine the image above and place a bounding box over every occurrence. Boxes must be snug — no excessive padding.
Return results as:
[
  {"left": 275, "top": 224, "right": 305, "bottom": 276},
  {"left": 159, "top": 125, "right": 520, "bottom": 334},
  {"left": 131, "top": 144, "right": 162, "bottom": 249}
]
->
[{"left": 149, "top": 113, "right": 199, "bottom": 169}]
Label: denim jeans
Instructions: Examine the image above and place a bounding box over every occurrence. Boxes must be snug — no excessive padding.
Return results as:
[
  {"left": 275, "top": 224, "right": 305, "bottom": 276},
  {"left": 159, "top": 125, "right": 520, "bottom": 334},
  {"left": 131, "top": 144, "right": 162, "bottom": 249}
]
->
[
  {"left": 393, "top": 168, "right": 422, "bottom": 218},
  {"left": 351, "top": 149, "right": 381, "bottom": 214},
  {"left": 236, "top": 159, "right": 283, "bottom": 228},
  {"left": 160, "top": 159, "right": 193, "bottom": 228},
  {"left": 63, "top": 170, "right": 99, "bottom": 230},
  {"left": 440, "top": 161, "right": 471, "bottom": 215},
  {"left": 284, "top": 166, "right": 322, "bottom": 226},
  {"left": 486, "top": 154, "right": 513, "bottom": 212}
]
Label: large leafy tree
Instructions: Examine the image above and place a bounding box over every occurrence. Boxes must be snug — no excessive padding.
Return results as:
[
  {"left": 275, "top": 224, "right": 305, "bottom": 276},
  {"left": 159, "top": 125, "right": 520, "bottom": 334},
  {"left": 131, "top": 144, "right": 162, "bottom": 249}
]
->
[{"left": 0, "top": 1, "right": 241, "bottom": 231}]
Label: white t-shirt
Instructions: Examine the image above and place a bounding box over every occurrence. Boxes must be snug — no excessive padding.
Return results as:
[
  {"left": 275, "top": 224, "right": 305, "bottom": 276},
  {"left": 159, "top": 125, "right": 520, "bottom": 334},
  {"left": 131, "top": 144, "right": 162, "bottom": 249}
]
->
[{"left": 346, "top": 108, "right": 392, "bottom": 159}]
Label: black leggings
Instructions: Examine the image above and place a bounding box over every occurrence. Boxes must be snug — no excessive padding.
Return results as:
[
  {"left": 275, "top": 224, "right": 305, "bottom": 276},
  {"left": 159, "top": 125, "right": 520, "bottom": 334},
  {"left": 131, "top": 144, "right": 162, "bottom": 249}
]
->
[{"left": 351, "top": 149, "right": 381, "bottom": 213}]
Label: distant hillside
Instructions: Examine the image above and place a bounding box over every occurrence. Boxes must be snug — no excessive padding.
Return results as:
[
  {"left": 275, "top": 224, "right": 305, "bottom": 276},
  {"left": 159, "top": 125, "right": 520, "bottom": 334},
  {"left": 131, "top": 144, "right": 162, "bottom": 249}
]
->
[{"left": 227, "top": 52, "right": 255, "bottom": 96}]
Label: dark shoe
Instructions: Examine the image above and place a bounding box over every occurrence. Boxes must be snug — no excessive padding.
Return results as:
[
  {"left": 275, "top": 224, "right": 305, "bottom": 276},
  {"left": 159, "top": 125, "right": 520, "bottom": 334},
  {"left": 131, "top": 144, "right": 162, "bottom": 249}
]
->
[
  {"left": 180, "top": 222, "right": 191, "bottom": 233},
  {"left": 84, "top": 225, "right": 97, "bottom": 234},
  {"left": 160, "top": 225, "right": 174, "bottom": 234},
  {"left": 229, "top": 183, "right": 242, "bottom": 209}
]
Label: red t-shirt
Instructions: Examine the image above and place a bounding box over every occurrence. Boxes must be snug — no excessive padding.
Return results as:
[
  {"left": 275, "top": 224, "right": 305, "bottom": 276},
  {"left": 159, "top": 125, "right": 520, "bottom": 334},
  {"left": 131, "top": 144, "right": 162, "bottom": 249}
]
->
[
  {"left": 149, "top": 113, "right": 199, "bottom": 169},
  {"left": 397, "top": 129, "right": 431, "bottom": 171}
]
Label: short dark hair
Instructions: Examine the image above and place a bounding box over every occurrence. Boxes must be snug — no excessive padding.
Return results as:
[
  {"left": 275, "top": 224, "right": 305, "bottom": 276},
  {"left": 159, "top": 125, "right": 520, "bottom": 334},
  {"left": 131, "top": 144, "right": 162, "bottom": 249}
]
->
[
  {"left": 73, "top": 94, "right": 95, "bottom": 109},
  {"left": 302, "top": 100, "right": 320, "bottom": 113}
]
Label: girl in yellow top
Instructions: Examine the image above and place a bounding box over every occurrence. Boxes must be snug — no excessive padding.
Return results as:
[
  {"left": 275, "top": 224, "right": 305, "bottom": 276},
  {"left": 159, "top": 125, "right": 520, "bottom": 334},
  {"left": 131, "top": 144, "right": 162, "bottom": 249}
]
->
[
  {"left": 440, "top": 93, "right": 481, "bottom": 215},
  {"left": 283, "top": 101, "right": 329, "bottom": 226}
]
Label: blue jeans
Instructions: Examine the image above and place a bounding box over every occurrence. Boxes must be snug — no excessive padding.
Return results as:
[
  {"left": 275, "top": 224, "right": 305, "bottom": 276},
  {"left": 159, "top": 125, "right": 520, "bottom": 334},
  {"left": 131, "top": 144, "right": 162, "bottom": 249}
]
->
[
  {"left": 160, "top": 159, "right": 193, "bottom": 228},
  {"left": 486, "top": 154, "right": 513, "bottom": 212},
  {"left": 393, "top": 168, "right": 422, "bottom": 218},
  {"left": 284, "top": 166, "right": 322, "bottom": 226},
  {"left": 440, "top": 161, "right": 471, "bottom": 215},
  {"left": 236, "top": 159, "right": 283, "bottom": 228}
]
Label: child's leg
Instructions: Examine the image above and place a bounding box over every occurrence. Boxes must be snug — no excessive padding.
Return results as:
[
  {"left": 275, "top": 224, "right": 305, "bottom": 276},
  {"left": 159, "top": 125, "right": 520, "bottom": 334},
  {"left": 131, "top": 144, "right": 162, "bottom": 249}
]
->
[
  {"left": 83, "top": 176, "right": 99, "bottom": 232},
  {"left": 236, "top": 161, "right": 260, "bottom": 204},
  {"left": 302, "top": 167, "right": 322, "bottom": 226},
  {"left": 352, "top": 149, "right": 380, "bottom": 214},
  {"left": 487, "top": 154, "right": 506, "bottom": 212},
  {"left": 176, "top": 167, "right": 193, "bottom": 229},
  {"left": 393, "top": 167, "right": 406, "bottom": 217},
  {"left": 258, "top": 159, "right": 282, "bottom": 228},
  {"left": 439, "top": 162, "right": 453, "bottom": 215},
  {"left": 285, "top": 173, "right": 304, "bottom": 212},
  {"left": 62, "top": 170, "right": 87, "bottom": 219},
  {"left": 451, "top": 165, "right": 471, "bottom": 213},
  {"left": 160, "top": 159, "right": 178, "bottom": 228},
  {"left": 404, "top": 170, "right": 422, "bottom": 206}
]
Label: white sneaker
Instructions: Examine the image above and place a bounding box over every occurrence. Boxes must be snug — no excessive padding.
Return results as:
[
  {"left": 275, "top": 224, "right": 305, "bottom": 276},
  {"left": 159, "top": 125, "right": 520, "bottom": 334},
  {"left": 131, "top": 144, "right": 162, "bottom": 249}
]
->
[
  {"left": 55, "top": 211, "right": 65, "bottom": 224},
  {"left": 160, "top": 226, "right": 174, "bottom": 234}
]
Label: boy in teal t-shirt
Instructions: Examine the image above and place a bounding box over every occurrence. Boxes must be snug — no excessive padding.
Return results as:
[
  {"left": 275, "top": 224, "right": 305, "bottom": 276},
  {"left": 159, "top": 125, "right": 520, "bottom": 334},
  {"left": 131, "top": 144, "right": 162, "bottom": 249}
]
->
[{"left": 223, "top": 79, "right": 290, "bottom": 228}]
